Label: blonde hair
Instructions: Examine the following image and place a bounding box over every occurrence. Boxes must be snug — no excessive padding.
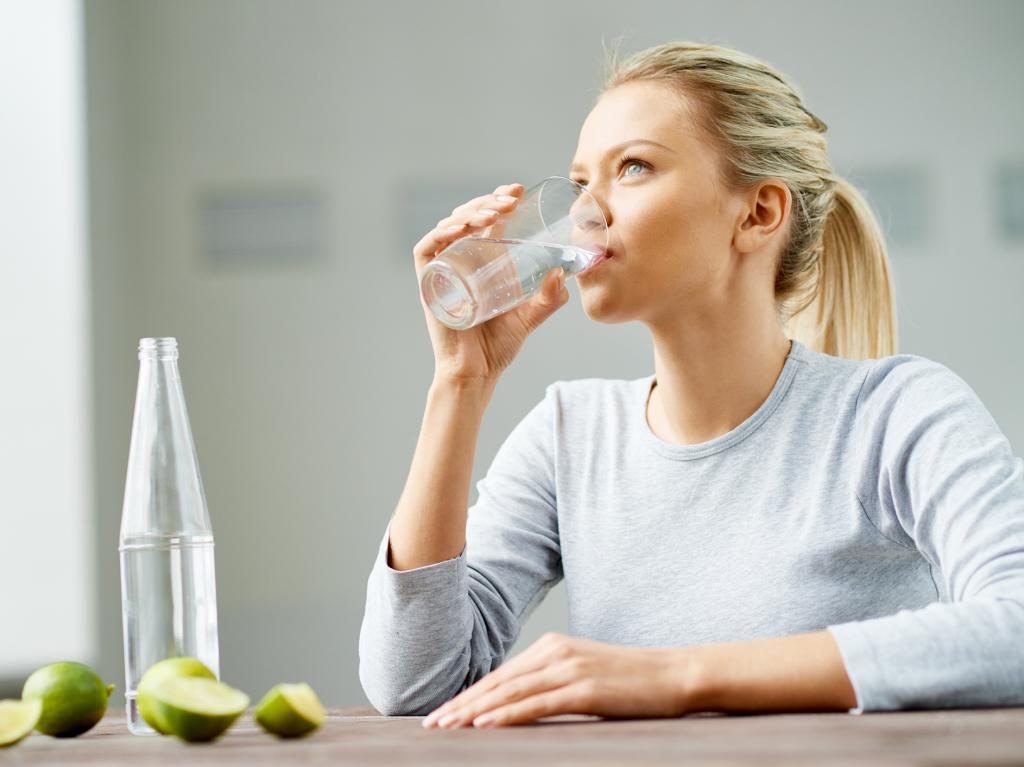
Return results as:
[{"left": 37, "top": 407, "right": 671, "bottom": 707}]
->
[{"left": 603, "top": 42, "right": 897, "bottom": 359}]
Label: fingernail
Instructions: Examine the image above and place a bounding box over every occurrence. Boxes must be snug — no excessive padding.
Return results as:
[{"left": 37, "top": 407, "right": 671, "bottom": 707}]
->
[
  {"left": 438, "top": 713, "right": 459, "bottom": 728},
  {"left": 495, "top": 195, "right": 517, "bottom": 203},
  {"left": 476, "top": 208, "right": 498, "bottom": 217},
  {"left": 445, "top": 224, "right": 465, "bottom": 231}
]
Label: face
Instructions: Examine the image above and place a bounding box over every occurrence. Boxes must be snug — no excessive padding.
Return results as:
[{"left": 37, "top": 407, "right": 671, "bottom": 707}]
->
[{"left": 568, "top": 80, "right": 762, "bottom": 326}]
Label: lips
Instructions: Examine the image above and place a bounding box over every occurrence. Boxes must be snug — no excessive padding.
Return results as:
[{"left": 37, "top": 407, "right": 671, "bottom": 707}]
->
[{"left": 578, "top": 248, "right": 612, "bottom": 276}]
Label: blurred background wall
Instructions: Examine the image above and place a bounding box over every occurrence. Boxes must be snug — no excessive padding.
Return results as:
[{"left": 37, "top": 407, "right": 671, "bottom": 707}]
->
[
  {"left": 0, "top": 0, "right": 94, "bottom": 689},
  {"left": 3, "top": 0, "right": 1021, "bottom": 706}
]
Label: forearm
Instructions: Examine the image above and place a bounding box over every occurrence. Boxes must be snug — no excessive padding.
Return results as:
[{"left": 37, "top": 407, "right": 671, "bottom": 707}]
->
[
  {"left": 682, "top": 630, "right": 858, "bottom": 714},
  {"left": 388, "top": 377, "right": 497, "bottom": 571}
]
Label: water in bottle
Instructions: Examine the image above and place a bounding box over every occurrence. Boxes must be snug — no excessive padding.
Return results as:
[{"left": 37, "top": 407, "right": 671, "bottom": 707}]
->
[{"left": 118, "top": 337, "right": 220, "bottom": 735}]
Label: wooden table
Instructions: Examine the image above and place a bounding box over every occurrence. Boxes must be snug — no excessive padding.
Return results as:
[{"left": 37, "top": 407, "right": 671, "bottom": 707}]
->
[{"left": 9, "top": 706, "right": 1024, "bottom": 765}]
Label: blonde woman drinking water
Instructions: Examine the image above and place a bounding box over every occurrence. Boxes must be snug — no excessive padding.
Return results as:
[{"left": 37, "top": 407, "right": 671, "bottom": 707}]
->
[{"left": 358, "top": 41, "right": 1024, "bottom": 728}]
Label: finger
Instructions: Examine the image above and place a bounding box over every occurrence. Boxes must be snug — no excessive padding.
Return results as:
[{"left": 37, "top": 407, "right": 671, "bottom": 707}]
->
[
  {"left": 472, "top": 684, "right": 585, "bottom": 729},
  {"left": 423, "top": 647, "right": 554, "bottom": 727},
  {"left": 424, "top": 660, "right": 544, "bottom": 727},
  {"left": 420, "top": 202, "right": 501, "bottom": 262},
  {"left": 413, "top": 222, "right": 469, "bottom": 267},
  {"left": 487, "top": 183, "right": 525, "bottom": 241},
  {"left": 434, "top": 665, "right": 573, "bottom": 729},
  {"left": 424, "top": 633, "right": 576, "bottom": 727},
  {"left": 493, "top": 182, "right": 525, "bottom": 197},
  {"left": 515, "top": 268, "right": 569, "bottom": 329},
  {"left": 411, "top": 201, "right": 519, "bottom": 272},
  {"left": 481, "top": 184, "right": 523, "bottom": 240},
  {"left": 438, "top": 184, "right": 524, "bottom": 228}
]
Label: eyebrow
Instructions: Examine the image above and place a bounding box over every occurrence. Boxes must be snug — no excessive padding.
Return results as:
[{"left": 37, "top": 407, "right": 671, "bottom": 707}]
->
[{"left": 569, "top": 139, "right": 677, "bottom": 175}]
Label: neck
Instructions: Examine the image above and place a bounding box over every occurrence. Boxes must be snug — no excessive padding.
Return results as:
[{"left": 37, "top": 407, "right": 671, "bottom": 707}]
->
[{"left": 644, "top": 309, "right": 792, "bottom": 446}]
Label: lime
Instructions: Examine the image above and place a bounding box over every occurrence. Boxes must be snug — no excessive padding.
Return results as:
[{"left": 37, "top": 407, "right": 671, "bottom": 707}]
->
[
  {"left": 254, "top": 683, "right": 324, "bottom": 738},
  {"left": 22, "top": 661, "right": 115, "bottom": 738},
  {"left": 136, "top": 657, "right": 216, "bottom": 734},
  {"left": 0, "top": 699, "right": 42, "bottom": 748},
  {"left": 146, "top": 677, "right": 248, "bottom": 742}
]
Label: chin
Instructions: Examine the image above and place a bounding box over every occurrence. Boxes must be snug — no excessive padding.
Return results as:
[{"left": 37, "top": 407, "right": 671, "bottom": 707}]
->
[{"left": 578, "top": 288, "right": 634, "bottom": 325}]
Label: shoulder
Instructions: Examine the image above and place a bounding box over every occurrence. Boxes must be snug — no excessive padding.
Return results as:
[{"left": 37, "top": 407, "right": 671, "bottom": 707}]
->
[
  {"left": 539, "top": 375, "right": 650, "bottom": 420},
  {"left": 850, "top": 352, "right": 1009, "bottom": 463},
  {"left": 495, "top": 375, "right": 646, "bottom": 466},
  {"left": 855, "top": 353, "right": 986, "bottom": 424},
  {"left": 513, "top": 376, "right": 648, "bottom": 441}
]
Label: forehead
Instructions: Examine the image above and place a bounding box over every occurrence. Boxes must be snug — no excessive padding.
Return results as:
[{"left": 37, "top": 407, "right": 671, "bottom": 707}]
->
[{"left": 574, "top": 80, "right": 704, "bottom": 161}]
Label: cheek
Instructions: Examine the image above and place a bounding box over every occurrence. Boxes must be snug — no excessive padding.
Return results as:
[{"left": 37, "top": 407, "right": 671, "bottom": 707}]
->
[
  {"left": 620, "top": 192, "right": 706, "bottom": 272},
  {"left": 615, "top": 190, "right": 730, "bottom": 302}
]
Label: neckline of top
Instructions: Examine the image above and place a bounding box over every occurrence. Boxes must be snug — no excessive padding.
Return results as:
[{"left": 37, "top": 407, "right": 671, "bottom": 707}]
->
[{"left": 638, "top": 338, "right": 807, "bottom": 461}]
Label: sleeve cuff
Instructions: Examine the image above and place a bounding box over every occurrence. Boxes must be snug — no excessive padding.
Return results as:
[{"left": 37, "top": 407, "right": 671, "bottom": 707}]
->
[
  {"left": 372, "top": 520, "right": 468, "bottom": 598},
  {"left": 826, "top": 624, "right": 867, "bottom": 714}
]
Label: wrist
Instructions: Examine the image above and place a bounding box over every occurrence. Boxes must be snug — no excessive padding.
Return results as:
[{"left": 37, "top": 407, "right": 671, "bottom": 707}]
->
[
  {"left": 430, "top": 374, "right": 499, "bottom": 398},
  {"left": 662, "top": 646, "right": 711, "bottom": 716}
]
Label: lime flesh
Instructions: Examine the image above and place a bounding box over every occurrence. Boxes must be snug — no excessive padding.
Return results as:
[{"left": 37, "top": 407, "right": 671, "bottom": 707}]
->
[
  {"left": 22, "top": 662, "right": 113, "bottom": 738},
  {"left": 136, "top": 657, "right": 216, "bottom": 734},
  {"left": 147, "top": 677, "right": 249, "bottom": 742},
  {"left": 0, "top": 699, "right": 43, "bottom": 748},
  {"left": 254, "top": 683, "right": 324, "bottom": 738}
]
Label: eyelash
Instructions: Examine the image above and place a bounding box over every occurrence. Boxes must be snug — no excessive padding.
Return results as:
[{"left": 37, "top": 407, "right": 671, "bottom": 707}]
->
[
  {"left": 618, "top": 155, "right": 651, "bottom": 177},
  {"left": 573, "top": 155, "right": 651, "bottom": 186}
]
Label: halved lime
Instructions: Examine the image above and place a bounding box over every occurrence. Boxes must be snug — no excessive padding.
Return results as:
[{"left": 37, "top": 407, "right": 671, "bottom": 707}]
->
[
  {"left": 0, "top": 699, "right": 42, "bottom": 748},
  {"left": 136, "top": 657, "right": 216, "bottom": 734},
  {"left": 22, "top": 661, "right": 114, "bottom": 737},
  {"left": 254, "top": 683, "right": 324, "bottom": 738},
  {"left": 146, "top": 677, "right": 248, "bottom": 742}
]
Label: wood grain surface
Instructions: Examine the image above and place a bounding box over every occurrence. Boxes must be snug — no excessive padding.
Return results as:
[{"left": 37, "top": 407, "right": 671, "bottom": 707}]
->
[{"left": 8, "top": 706, "right": 1024, "bottom": 765}]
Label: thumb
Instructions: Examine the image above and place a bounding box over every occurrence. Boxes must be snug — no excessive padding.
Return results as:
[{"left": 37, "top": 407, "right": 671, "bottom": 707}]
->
[{"left": 520, "top": 268, "right": 569, "bottom": 329}]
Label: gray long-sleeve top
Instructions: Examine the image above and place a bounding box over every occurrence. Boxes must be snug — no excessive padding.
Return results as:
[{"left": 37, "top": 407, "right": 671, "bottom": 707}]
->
[{"left": 358, "top": 339, "right": 1024, "bottom": 715}]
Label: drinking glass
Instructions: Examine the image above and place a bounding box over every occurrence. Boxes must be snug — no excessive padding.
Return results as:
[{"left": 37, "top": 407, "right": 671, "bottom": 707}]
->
[{"left": 419, "top": 176, "right": 609, "bottom": 330}]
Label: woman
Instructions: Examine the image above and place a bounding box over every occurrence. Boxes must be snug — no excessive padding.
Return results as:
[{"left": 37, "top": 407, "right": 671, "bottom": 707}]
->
[{"left": 358, "top": 42, "right": 1024, "bottom": 728}]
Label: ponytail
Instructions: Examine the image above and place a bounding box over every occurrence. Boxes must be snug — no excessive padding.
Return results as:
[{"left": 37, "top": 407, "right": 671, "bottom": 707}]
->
[{"left": 783, "top": 177, "right": 898, "bottom": 359}]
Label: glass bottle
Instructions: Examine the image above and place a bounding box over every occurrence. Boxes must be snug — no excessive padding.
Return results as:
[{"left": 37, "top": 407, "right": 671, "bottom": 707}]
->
[{"left": 118, "top": 337, "right": 220, "bottom": 735}]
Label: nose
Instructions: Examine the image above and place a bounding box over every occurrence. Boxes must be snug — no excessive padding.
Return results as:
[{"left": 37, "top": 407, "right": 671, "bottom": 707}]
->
[
  {"left": 568, "top": 190, "right": 610, "bottom": 253},
  {"left": 569, "top": 189, "right": 610, "bottom": 234}
]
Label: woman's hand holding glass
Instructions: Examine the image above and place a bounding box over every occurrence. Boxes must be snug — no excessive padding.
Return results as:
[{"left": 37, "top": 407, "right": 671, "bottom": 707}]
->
[{"left": 414, "top": 183, "right": 571, "bottom": 386}]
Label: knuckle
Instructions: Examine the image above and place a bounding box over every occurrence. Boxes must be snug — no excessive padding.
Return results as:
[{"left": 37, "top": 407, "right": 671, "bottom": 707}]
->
[
  {"left": 531, "top": 697, "right": 554, "bottom": 718},
  {"left": 565, "top": 655, "right": 587, "bottom": 675},
  {"left": 505, "top": 680, "right": 528, "bottom": 700},
  {"left": 576, "top": 678, "right": 599, "bottom": 701},
  {"left": 549, "top": 640, "right": 572, "bottom": 660}
]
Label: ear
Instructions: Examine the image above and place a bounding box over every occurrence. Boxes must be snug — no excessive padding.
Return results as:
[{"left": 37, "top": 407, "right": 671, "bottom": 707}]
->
[{"left": 733, "top": 179, "right": 791, "bottom": 255}]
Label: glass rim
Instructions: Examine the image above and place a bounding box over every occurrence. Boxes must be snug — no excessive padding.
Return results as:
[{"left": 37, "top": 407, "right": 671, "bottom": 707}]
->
[{"left": 532, "top": 175, "right": 608, "bottom": 253}]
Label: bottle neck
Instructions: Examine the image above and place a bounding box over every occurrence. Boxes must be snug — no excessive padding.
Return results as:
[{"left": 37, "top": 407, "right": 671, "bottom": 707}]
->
[{"left": 138, "top": 337, "right": 178, "bottom": 361}]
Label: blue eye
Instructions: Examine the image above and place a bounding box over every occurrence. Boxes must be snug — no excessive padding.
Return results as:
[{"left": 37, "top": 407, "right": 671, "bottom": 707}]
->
[{"left": 620, "top": 156, "right": 650, "bottom": 177}]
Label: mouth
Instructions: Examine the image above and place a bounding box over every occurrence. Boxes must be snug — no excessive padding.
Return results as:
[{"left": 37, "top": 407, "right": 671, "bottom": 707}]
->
[{"left": 577, "top": 247, "right": 613, "bottom": 276}]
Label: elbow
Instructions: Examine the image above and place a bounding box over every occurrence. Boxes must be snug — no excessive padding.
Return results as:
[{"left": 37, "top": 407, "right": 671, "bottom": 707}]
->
[
  {"left": 359, "top": 659, "right": 413, "bottom": 716},
  {"left": 362, "top": 688, "right": 417, "bottom": 718},
  {"left": 358, "top": 659, "right": 450, "bottom": 717},
  {"left": 358, "top": 642, "right": 422, "bottom": 716},
  {"left": 358, "top": 638, "right": 463, "bottom": 716}
]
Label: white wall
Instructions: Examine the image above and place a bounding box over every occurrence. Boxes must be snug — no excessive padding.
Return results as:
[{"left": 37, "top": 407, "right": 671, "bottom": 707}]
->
[
  {"left": 0, "top": 0, "right": 94, "bottom": 681},
  {"left": 84, "top": 0, "right": 1024, "bottom": 706}
]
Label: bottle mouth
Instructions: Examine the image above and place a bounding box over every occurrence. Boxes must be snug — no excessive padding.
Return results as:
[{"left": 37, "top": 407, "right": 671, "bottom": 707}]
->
[{"left": 139, "top": 337, "right": 179, "bottom": 360}]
